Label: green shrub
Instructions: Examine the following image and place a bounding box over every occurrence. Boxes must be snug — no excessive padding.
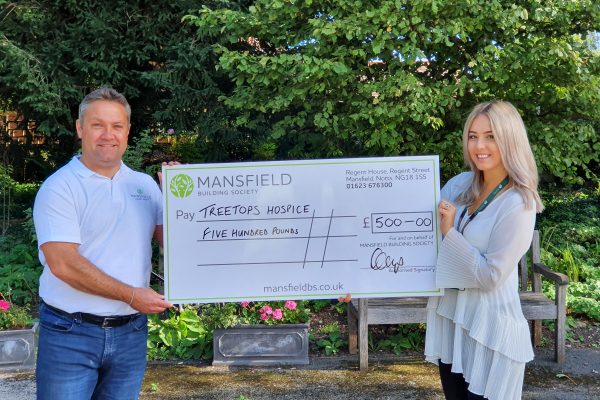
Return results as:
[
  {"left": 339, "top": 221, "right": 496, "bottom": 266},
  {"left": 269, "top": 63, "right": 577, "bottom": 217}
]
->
[
  {"left": 1, "top": 165, "right": 39, "bottom": 227},
  {"left": 537, "top": 185, "right": 600, "bottom": 321},
  {"left": 307, "top": 299, "right": 331, "bottom": 313},
  {"left": 313, "top": 322, "right": 346, "bottom": 356},
  {"left": 147, "top": 306, "right": 212, "bottom": 360},
  {"left": 376, "top": 324, "right": 426, "bottom": 354},
  {"left": 0, "top": 290, "right": 34, "bottom": 330},
  {"left": 0, "top": 212, "right": 41, "bottom": 306}
]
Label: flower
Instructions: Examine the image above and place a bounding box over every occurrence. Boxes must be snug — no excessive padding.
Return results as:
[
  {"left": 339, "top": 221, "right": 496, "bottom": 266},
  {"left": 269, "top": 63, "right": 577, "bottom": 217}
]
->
[
  {"left": 0, "top": 291, "right": 33, "bottom": 330},
  {"left": 235, "top": 300, "right": 309, "bottom": 326},
  {"left": 259, "top": 305, "right": 273, "bottom": 315},
  {"left": 284, "top": 300, "right": 297, "bottom": 310},
  {"left": 167, "top": 128, "right": 175, "bottom": 135}
]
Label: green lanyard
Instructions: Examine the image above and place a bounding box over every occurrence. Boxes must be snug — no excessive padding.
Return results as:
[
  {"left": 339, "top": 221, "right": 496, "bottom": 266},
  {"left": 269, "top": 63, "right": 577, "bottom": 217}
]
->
[{"left": 456, "top": 176, "right": 510, "bottom": 234}]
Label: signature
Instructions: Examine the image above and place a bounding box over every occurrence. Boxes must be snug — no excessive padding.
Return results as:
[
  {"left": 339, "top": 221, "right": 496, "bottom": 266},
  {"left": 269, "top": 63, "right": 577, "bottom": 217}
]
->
[{"left": 370, "top": 248, "right": 404, "bottom": 273}]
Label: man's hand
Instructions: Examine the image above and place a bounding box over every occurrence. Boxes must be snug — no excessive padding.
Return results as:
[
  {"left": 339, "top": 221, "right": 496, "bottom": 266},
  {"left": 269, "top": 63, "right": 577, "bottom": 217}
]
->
[
  {"left": 157, "top": 161, "right": 181, "bottom": 190},
  {"left": 41, "top": 242, "right": 172, "bottom": 314},
  {"left": 129, "top": 287, "right": 173, "bottom": 314}
]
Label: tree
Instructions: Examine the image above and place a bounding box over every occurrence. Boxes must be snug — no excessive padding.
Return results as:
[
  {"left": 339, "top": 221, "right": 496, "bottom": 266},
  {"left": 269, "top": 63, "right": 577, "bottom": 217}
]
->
[
  {"left": 188, "top": 0, "right": 600, "bottom": 183},
  {"left": 0, "top": 0, "right": 263, "bottom": 180}
]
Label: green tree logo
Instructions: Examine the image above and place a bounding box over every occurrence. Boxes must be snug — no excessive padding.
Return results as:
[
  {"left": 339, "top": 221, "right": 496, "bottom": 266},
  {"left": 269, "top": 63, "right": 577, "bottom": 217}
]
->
[{"left": 169, "top": 174, "right": 194, "bottom": 198}]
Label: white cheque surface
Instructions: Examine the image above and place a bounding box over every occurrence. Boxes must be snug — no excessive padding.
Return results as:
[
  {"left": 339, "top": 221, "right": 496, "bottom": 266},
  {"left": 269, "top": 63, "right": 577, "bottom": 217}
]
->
[{"left": 163, "top": 156, "right": 442, "bottom": 303}]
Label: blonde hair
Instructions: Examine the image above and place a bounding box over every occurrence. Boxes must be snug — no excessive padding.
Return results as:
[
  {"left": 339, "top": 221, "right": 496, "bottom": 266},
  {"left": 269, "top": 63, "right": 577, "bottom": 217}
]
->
[{"left": 457, "top": 101, "right": 544, "bottom": 212}]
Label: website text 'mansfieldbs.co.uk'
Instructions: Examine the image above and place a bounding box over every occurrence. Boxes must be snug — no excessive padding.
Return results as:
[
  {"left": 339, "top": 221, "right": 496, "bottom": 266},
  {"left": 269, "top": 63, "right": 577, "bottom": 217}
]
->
[{"left": 263, "top": 281, "right": 344, "bottom": 294}]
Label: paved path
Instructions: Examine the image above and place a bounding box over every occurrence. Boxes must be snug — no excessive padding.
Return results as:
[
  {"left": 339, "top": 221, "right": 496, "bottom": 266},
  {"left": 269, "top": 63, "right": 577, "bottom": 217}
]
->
[{"left": 1, "top": 348, "right": 599, "bottom": 399}]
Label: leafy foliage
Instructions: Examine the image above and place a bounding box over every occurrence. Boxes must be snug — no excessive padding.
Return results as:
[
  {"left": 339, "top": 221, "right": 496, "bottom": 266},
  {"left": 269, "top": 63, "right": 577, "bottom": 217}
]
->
[
  {"left": 566, "top": 278, "right": 600, "bottom": 321},
  {"left": 0, "top": 308, "right": 32, "bottom": 330},
  {"left": 0, "top": 242, "right": 40, "bottom": 305},
  {"left": 2, "top": 1, "right": 599, "bottom": 182},
  {"left": 121, "top": 130, "right": 158, "bottom": 173},
  {"left": 0, "top": 0, "right": 264, "bottom": 181},
  {"left": 307, "top": 299, "right": 331, "bottom": 313},
  {"left": 313, "top": 322, "right": 346, "bottom": 356},
  {"left": 0, "top": 294, "right": 33, "bottom": 330},
  {"left": 543, "top": 315, "right": 584, "bottom": 345},
  {"left": 147, "top": 307, "right": 211, "bottom": 360},
  {"left": 0, "top": 165, "right": 39, "bottom": 228},
  {"left": 538, "top": 186, "right": 600, "bottom": 321},
  {"left": 0, "top": 211, "right": 41, "bottom": 306},
  {"left": 187, "top": 0, "right": 600, "bottom": 182},
  {"left": 376, "top": 323, "right": 426, "bottom": 354}
]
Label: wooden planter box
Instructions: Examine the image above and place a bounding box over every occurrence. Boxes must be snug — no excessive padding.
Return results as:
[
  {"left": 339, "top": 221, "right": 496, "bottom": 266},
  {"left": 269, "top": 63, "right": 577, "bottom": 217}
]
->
[
  {"left": 213, "top": 324, "right": 309, "bottom": 366},
  {"left": 0, "top": 322, "right": 38, "bottom": 371}
]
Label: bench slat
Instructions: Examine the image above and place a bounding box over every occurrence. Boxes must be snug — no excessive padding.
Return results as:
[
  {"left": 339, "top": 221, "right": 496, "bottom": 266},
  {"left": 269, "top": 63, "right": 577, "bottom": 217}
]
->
[
  {"left": 520, "top": 292, "right": 558, "bottom": 319},
  {"left": 351, "top": 294, "right": 557, "bottom": 324}
]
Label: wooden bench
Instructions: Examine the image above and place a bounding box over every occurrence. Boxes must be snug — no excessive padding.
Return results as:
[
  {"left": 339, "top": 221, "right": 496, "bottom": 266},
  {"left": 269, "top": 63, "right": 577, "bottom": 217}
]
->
[{"left": 347, "top": 231, "right": 569, "bottom": 370}]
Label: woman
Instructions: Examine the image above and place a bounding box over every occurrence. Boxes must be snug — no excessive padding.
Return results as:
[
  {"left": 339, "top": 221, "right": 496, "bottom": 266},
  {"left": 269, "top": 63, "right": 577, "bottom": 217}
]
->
[{"left": 425, "top": 101, "right": 544, "bottom": 400}]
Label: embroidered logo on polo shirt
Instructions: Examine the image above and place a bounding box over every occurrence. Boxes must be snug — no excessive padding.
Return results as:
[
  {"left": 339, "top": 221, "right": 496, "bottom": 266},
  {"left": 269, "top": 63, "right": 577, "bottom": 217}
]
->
[{"left": 130, "top": 188, "right": 151, "bottom": 201}]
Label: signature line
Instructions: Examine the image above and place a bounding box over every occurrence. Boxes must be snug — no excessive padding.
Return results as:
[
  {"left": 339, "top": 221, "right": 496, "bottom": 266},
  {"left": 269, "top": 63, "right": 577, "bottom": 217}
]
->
[{"left": 197, "top": 259, "right": 358, "bottom": 267}]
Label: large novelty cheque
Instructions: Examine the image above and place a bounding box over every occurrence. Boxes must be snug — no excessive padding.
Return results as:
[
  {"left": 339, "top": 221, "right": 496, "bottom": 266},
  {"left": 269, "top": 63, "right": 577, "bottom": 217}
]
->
[{"left": 163, "top": 156, "right": 442, "bottom": 303}]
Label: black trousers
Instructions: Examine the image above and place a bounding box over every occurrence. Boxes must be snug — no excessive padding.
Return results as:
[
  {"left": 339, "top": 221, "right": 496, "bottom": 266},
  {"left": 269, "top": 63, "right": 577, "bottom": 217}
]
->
[{"left": 438, "top": 361, "right": 487, "bottom": 400}]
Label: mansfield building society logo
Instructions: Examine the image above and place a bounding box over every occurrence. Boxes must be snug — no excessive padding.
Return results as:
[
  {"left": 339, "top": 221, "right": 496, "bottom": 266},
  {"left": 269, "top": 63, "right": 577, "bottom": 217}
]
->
[
  {"left": 170, "top": 174, "right": 194, "bottom": 198},
  {"left": 170, "top": 171, "right": 293, "bottom": 198}
]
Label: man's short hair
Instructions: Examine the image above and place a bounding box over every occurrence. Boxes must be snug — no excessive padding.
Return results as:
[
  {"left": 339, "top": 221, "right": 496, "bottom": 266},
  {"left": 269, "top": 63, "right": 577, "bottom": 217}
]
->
[{"left": 78, "top": 87, "right": 131, "bottom": 124}]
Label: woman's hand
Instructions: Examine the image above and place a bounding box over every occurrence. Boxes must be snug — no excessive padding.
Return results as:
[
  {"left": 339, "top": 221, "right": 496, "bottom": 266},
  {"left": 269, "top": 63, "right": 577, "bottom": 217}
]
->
[
  {"left": 438, "top": 200, "right": 456, "bottom": 236},
  {"left": 338, "top": 293, "right": 352, "bottom": 303}
]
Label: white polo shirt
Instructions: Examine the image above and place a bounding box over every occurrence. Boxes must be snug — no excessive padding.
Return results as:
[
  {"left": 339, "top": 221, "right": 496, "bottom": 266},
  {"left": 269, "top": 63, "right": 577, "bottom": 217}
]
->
[{"left": 33, "top": 156, "right": 162, "bottom": 315}]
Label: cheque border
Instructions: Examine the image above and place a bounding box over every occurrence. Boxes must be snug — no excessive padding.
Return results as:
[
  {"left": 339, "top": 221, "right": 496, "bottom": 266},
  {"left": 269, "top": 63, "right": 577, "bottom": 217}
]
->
[{"left": 163, "top": 156, "right": 442, "bottom": 302}]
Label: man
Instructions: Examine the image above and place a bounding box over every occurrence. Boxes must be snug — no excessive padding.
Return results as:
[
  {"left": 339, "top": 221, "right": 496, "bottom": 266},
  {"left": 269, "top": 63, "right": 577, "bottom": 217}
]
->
[{"left": 33, "top": 87, "right": 172, "bottom": 399}]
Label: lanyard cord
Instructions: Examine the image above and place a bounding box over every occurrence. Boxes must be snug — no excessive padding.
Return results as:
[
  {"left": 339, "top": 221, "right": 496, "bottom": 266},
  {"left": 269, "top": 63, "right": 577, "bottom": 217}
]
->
[{"left": 456, "top": 176, "right": 510, "bottom": 234}]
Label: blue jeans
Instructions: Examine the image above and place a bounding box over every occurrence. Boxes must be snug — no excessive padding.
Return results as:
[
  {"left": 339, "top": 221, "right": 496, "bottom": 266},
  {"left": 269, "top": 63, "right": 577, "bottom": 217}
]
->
[{"left": 36, "top": 302, "right": 148, "bottom": 400}]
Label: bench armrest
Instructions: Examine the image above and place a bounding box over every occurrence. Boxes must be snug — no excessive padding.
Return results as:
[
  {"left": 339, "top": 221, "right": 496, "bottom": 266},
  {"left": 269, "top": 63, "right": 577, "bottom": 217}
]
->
[{"left": 533, "top": 262, "right": 569, "bottom": 286}]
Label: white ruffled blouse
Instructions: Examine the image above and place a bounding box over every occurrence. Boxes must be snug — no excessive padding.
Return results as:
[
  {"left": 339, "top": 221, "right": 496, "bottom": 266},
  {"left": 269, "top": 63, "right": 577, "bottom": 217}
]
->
[{"left": 425, "top": 172, "right": 536, "bottom": 400}]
